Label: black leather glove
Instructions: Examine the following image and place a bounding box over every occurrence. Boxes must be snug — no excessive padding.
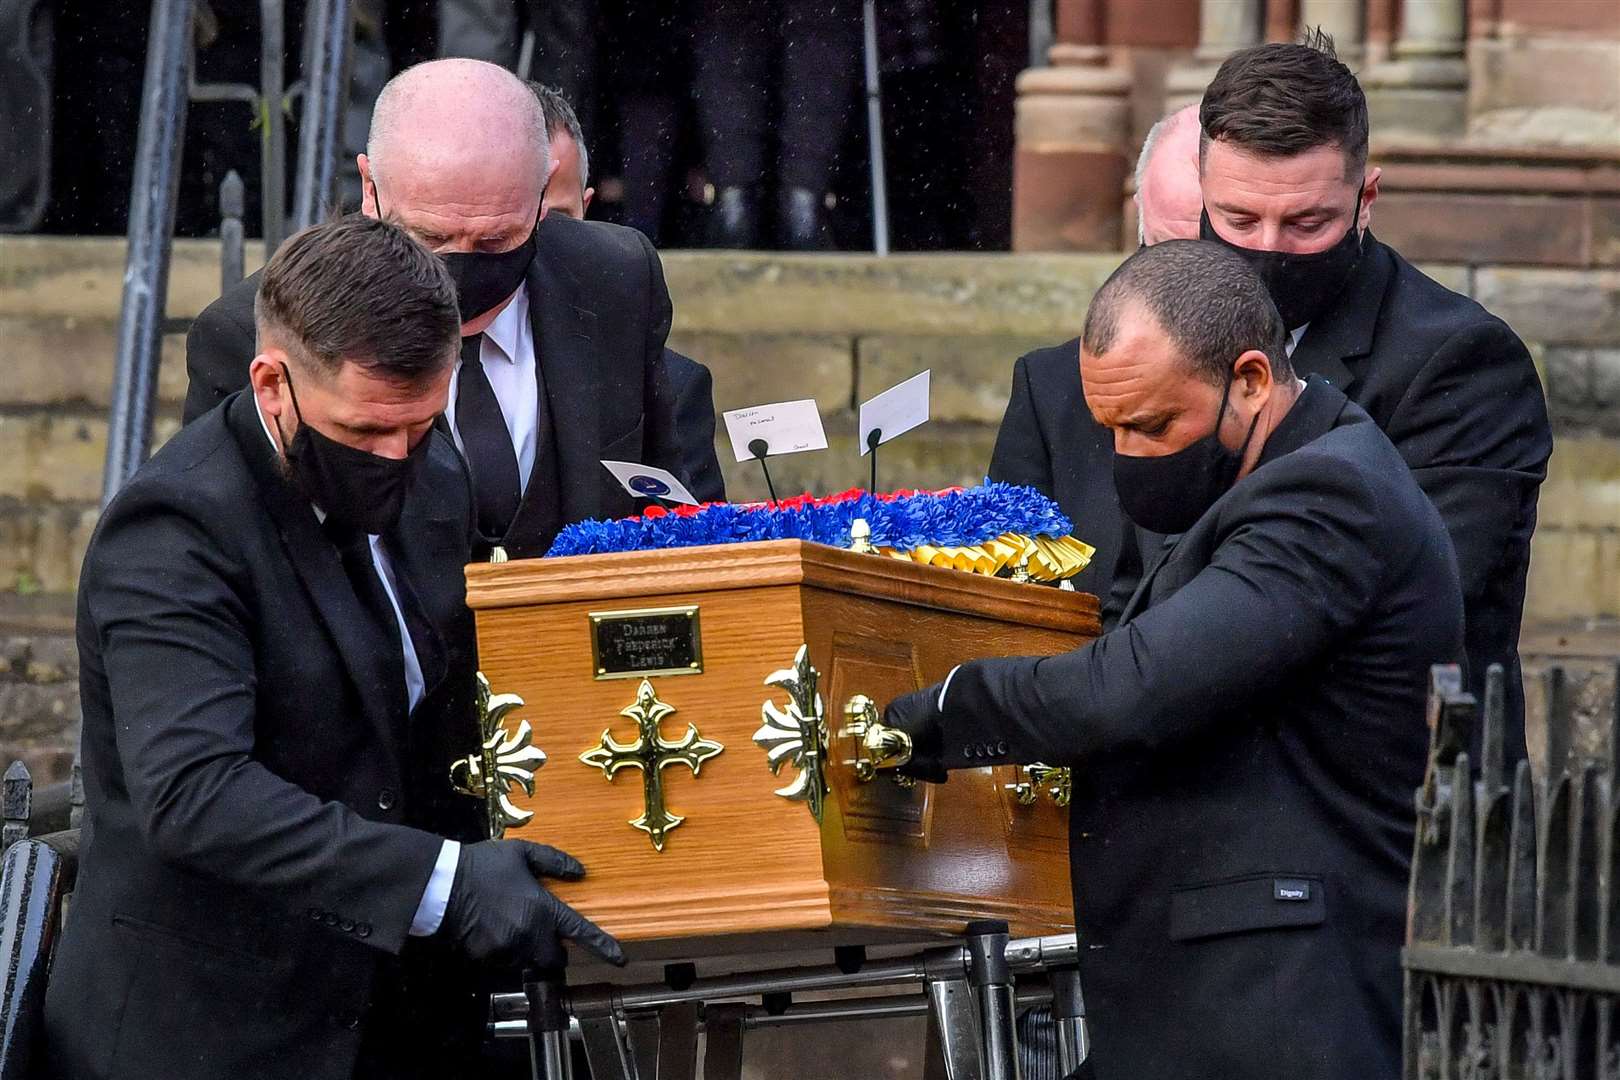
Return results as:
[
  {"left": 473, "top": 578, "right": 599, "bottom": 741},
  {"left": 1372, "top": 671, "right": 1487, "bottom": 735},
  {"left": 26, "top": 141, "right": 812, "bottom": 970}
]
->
[
  {"left": 882, "top": 684, "right": 949, "bottom": 784},
  {"left": 440, "top": 839, "right": 625, "bottom": 969}
]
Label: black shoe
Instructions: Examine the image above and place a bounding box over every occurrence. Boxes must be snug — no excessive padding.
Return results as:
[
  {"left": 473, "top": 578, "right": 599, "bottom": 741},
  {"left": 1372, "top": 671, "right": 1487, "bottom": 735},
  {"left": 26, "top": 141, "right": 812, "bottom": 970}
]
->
[
  {"left": 779, "top": 186, "right": 836, "bottom": 251},
  {"left": 706, "top": 186, "right": 762, "bottom": 249}
]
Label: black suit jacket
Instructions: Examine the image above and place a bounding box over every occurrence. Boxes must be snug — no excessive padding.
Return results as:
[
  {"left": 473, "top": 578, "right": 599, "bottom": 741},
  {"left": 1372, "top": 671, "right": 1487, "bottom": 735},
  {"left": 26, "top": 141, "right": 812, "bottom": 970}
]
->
[
  {"left": 917, "top": 381, "right": 1464, "bottom": 1078},
  {"left": 183, "top": 214, "right": 725, "bottom": 557},
  {"left": 989, "top": 237, "right": 1550, "bottom": 758},
  {"left": 45, "top": 393, "right": 486, "bottom": 1080}
]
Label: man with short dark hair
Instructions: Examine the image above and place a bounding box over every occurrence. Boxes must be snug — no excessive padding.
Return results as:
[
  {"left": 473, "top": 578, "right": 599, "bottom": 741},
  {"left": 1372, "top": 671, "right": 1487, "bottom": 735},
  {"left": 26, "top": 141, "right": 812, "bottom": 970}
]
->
[
  {"left": 990, "top": 34, "right": 1550, "bottom": 762},
  {"left": 533, "top": 82, "right": 595, "bottom": 221},
  {"left": 887, "top": 239, "right": 1464, "bottom": 1079},
  {"left": 46, "top": 216, "right": 622, "bottom": 1080}
]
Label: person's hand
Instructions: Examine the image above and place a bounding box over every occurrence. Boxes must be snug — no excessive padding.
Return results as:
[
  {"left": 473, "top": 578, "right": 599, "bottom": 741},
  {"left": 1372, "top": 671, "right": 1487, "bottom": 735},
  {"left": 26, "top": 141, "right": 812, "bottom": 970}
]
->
[
  {"left": 439, "top": 839, "right": 625, "bottom": 969},
  {"left": 882, "top": 685, "right": 948, "bottom": 783}
]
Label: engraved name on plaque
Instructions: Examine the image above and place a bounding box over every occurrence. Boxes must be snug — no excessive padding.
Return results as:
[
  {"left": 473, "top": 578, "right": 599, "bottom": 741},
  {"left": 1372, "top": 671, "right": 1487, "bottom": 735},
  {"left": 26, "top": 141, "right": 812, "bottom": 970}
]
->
[{"left": 589, "top": 605, "right": 704, "bottom": 680}]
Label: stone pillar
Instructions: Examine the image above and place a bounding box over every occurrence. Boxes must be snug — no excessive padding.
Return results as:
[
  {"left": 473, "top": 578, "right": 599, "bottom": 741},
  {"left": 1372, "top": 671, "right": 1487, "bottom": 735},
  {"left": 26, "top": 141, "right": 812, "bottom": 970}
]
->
[
  {"left": 1266, "top": 0, "right": 1300, "bottom": 43},
  {"left": 1363, "top": 0, "right": 1469, "bottom": 138},
  {"left": 1299, "top": 0, "right": 1363, "bottom": 62},
  {"left": 1164, "top": 0, "right": 1264, "bottom": 112},
  {"left": 1010, "top": 0, "right": 1133, "bottom": 251},
  {"left": 1364, "top": 0, "right": 1397, "bottom": 64}
]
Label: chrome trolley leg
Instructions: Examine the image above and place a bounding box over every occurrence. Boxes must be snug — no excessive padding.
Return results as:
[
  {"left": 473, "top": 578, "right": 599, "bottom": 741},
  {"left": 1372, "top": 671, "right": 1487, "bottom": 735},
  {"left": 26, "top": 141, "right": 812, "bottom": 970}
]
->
[
  {"left": 966, "top": 920, "right": 1021, "bottom": 1080},
  {"left": 526, "top": 970, "right": 574, "bottom": 1080}
]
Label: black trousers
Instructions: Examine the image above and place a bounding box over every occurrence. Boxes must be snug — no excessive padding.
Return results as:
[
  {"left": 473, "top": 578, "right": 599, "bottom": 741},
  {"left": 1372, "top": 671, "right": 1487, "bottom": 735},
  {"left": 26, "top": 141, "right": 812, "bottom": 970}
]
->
[{"left": 690, "top": 0, "right": 861, "bottom": 192}]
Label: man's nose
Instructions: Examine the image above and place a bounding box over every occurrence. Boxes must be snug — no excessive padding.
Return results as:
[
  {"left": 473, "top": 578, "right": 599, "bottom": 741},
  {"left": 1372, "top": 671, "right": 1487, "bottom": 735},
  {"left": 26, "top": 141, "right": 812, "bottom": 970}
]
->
[
  {"left": 373, "top": 430, "right": 413, "bottom": 459},
  {"left": 1256, "top": 221, "right": 1289, "bottom": 251}
]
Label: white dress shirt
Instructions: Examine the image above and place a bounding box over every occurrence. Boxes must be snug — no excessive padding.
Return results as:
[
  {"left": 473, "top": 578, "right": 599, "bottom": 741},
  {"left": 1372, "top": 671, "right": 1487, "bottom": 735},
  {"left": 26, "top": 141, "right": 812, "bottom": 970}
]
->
[
  {"left": 255, "top": 401, "right": 458, "bottom": 936},
  {"left": 445, "top": 285, "right": 540, "bottom": 494}
]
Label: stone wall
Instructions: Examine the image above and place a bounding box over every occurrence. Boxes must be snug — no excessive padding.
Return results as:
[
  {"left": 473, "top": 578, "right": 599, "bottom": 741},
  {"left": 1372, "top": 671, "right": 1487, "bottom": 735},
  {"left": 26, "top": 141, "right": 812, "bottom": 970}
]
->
[{"left": 1, "top": 239, "right": 1617, "bottom": 776}]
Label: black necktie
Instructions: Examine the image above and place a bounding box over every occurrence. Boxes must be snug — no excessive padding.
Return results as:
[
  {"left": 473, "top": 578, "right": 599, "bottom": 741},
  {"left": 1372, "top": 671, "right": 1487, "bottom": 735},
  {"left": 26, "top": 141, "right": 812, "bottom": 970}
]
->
[
  {"left": 327, "top": 522, "right": 409, "bottom": 718},
  {"left": 455, "top": 333, "right": 523, "bottom": 540}
]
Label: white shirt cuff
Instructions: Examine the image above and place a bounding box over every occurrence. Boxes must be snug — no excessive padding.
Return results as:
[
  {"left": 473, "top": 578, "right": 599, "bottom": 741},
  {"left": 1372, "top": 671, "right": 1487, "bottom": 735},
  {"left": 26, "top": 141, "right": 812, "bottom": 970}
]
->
[
  {"left": 937, "top": 665, "right": 962, "bottom": 712},
  {"left": 409, "top": 839, "right": 460, "bottom": 937}
]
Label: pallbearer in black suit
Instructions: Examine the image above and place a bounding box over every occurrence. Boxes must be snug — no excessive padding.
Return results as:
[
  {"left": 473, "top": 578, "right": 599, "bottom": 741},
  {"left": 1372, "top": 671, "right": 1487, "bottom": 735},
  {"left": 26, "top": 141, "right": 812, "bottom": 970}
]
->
[
  {"left": 886, "top": 241, "right": 1464, "bottom": 1079},
  {"left": 185, "top": 58, "right": 724, "bottom": 559},
  {"left": 46, "top": 217, "right": 621, "bottom": 1080},
  {"left": 990, "top": 34, "right": 1550, "bottom": 762}
]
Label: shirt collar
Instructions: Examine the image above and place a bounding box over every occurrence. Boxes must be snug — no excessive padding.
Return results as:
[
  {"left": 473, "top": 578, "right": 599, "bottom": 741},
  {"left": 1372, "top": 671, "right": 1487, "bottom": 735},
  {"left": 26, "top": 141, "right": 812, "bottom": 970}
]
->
[
  {"left": 482, "top": 283, "right": 530, "bottom": 363},
  {"left": 1254, "top": 375, "right": 1347, "bottom": 471}
]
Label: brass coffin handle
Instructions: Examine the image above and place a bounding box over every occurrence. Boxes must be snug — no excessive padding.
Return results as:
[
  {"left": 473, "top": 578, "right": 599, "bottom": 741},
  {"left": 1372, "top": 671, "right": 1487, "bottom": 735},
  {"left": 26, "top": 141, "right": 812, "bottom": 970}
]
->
[
  {"left": 1005, "top": 763, "right": 1072, "bottom": 808},
  {"left": 841, "top": 694, "right": 915, "bottom": 782}
]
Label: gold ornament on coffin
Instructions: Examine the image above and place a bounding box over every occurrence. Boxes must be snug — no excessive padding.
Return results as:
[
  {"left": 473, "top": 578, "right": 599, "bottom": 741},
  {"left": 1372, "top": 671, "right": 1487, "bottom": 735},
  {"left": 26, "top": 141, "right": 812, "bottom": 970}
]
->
[
  {"left": 753, "top": 645, "right": 830, "bottom": 824},
  {"left": 874, "top": 532, "right": 1096, "bottom": 582},
  {"left": 579, "top": 679, "right": 724, "bottom": 851},
  {"left": 841, "top": 694, "right": 916, "bottom": 785},
  {"left": 450, "top": 673, "right": 549, "bottom": 839},
  {"left": 1006, "top": 763, "right": 1072, "bottom": 808}
]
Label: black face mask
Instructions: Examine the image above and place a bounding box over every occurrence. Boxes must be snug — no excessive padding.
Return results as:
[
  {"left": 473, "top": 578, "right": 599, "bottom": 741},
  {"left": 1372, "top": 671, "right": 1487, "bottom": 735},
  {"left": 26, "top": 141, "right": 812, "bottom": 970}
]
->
[
  {"left": 371, "top": 187, "right": 537, "bottom": 324},
  {"left": 1112, "top": 368, "right": 1261, "bottom": 536},
  {"left": 1198, "top": 192, "right": 1364, "bottom": 330},
  {"left": 275, "top": 364, "right": 431, "bottom": 536},
  {"left": 440, "top": 231, "right": 537, "bottom": 324}
]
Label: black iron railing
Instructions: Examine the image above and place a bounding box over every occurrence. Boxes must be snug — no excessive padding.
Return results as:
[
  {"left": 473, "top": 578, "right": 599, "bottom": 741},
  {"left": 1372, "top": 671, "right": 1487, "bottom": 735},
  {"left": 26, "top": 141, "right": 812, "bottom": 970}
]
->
[
  {"left": 102, "top": 0, "right": 355, "bottom": 504},
  {"left": 1406, "top": 660, "right": 1620, "bottom": 1077}
]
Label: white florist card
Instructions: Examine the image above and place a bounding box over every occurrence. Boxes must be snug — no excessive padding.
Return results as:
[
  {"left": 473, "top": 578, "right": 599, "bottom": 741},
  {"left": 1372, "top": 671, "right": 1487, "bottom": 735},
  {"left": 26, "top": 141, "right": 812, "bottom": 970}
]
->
[
  {"left": 858, "top": 369, "right": 931, "bottom": 456},
  {"left": 599, "top": 461, "right": 700, "bottom": 506},
  {"left": 721, "top": 399, "right": 828, "bottom": 463}
]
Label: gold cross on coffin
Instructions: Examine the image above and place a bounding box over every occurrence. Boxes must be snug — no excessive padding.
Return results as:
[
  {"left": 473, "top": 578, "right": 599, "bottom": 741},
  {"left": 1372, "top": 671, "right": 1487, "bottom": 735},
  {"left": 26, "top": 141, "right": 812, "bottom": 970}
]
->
[{"left": 579, "top": 679, "right": 723, "bottom": 851}]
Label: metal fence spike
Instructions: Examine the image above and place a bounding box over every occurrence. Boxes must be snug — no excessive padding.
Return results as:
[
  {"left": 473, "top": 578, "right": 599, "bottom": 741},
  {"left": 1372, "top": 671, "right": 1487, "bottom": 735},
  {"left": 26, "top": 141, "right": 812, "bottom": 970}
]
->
[
  {"left": 1505, "top": 759, "right": 1538, "bottom": 953},
  {"left": 1538, "top": 772, "right": 1573, "bottom": 959},
  {"left": 1544, "top": 665, "right": 1573, "bottom": 782},
  {"left": 1, "top": 761, "right": 31, "bottom": 852},
  {"left": 1475, "top": 767, "right": 1512, "bottom": 953},
  {"left": 1447, "top": 751, "right": 1475, "bottom": 948},
  {"left": 1574, "top": 765, "right": 1603, "bottom": 961},
  {"left": 1481, "top": 663, "right": 1506, "bottom": 798}
]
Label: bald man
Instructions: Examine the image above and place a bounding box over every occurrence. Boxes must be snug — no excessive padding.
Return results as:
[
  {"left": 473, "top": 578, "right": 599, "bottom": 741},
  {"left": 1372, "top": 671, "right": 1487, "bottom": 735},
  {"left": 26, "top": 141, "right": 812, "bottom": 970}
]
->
[
  {"left": 988, "top": 110, "right": 1207, "bottom": 627},
  {"left": 1134, "top": 104, "right": 1201, "bottom": 246},
  {"left": 185, "top": 59, "right": 720, "bottom": 557}
]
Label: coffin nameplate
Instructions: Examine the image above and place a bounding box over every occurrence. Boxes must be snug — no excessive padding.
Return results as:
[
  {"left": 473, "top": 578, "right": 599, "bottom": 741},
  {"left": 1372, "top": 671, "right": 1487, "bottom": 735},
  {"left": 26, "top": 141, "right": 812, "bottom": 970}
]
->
[{"left": 590, "top": 606, "right": 703, "bottom": 680}]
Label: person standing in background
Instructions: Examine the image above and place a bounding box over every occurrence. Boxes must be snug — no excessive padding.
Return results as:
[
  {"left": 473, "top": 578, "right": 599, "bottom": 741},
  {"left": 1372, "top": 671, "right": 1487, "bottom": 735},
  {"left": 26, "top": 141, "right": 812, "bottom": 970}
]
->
[
  {"left": 532, "top": 81, "right": 726, "bottom": 505},
  {"left": 692, "top": 0, "right": 862, "bottom": 250}
]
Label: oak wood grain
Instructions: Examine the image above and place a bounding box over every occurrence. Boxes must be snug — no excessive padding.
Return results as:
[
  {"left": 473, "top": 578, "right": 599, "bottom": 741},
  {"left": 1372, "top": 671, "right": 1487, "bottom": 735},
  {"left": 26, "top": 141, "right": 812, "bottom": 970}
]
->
[{"left": 467, "top": 541, "right": 1100, "bottom": 954}]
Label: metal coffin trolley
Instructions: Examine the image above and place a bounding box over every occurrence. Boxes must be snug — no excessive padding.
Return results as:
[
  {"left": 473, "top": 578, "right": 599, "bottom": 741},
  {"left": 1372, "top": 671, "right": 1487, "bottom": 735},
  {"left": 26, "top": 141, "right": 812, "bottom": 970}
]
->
[{"left": 457, "top": 539, "right": 1101, "bottom": 1079}]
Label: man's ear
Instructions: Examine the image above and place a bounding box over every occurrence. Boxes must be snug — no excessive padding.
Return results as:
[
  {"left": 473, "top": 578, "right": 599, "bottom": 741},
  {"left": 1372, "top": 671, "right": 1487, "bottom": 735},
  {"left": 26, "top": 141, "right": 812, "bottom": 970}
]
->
[
  {"left": 1358, "top": 167, "right": 1381, "bottom": 231},
  {"left": 582, "top": 186, "right": 595, "bottom": 216},
  {"left": 1233, "top": 348, "right": 1275, "bottom": 402},
  {"left": 358, "top": 154, "right": 379, "bottom": 219},
  {"left": 249, "top": 351, "right": 291, "bottom": 435},
  {"left": 538, "top": 157, "right": 564, "bottom": 222}
]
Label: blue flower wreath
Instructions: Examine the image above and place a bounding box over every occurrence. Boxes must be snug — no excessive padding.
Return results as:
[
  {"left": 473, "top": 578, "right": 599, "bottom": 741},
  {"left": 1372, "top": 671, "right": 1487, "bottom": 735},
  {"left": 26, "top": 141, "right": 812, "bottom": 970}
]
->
[{"left": 543, "top": 483, "right": 1076, "bottom": 558}]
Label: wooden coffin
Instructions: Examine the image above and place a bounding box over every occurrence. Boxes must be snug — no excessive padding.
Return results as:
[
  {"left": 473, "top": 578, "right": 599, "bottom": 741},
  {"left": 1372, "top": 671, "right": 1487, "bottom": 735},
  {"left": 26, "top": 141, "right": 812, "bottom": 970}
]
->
[{"left": 464, "top": 540, "right": 1099, "bottom": 955}]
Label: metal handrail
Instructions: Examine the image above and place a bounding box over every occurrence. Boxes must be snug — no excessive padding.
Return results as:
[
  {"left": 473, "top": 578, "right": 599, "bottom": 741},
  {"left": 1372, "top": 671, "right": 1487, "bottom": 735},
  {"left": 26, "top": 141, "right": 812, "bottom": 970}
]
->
[
  {"left": 102, "top": 0, "right": 354, "bottom": 505},
  {"left": 102, "top": 0, "right": 197, "bottom": 505},
  {"left": 291, "top": 0, "right": 354, "bottom": 231}
]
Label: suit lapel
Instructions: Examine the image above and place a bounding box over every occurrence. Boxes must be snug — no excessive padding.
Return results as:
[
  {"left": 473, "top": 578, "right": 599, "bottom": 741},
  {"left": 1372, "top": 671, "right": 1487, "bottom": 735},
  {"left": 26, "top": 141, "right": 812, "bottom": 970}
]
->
[
  {"left": 1119, "top": 532, "right": 1178, "bottom": 625},
  {"left": 504, "top": 251, "right": 601, "bottom": 556},
  {"left": 1288, "top": 238, "right": 1395, "bottom": 397},
  {"left": 224, "top": 393, "right": 405, "bottom": 750}
]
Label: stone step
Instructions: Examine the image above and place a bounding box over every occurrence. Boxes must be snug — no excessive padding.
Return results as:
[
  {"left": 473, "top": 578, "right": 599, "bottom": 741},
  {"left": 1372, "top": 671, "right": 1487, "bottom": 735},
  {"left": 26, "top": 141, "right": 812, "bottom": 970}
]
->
[{"left": 0, "top": 591, "right": 79, "bottom": 787}]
